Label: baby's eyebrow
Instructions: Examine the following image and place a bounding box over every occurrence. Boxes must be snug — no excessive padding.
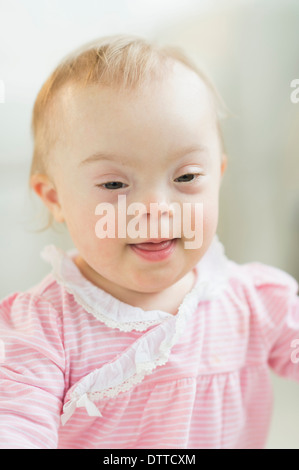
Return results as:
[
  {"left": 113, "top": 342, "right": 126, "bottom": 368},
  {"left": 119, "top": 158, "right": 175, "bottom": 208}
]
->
[
  {"left": 79, "top": 145, "right": 206, "bottom": 167},
  {"left": 79, "top": 152, "right": 128, "bottom": 166}
]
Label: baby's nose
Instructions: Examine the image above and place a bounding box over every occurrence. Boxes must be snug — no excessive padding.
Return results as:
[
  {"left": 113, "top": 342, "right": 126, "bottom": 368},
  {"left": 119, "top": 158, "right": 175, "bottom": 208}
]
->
[
  {"left": 136, "top": 180, "right": 165, "bottom": 202},
  {"left": 128, "top": 187, "right": 173, "bottom": 231},
  {"left": 139, "top": 191, "right": 174, "bottom": 219}
]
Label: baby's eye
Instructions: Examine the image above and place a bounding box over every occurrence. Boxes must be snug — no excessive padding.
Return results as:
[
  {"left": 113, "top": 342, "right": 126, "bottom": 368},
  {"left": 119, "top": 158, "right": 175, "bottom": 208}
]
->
[
  {"left": 98, "top": 181, "right": 128, "bottom": 190},
  {"left": 174, "top": 173, "right": 200, "bottom": 183}
]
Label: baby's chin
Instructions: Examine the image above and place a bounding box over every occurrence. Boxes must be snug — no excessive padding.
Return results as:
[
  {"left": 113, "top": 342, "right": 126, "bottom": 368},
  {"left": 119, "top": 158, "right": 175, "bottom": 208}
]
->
[{"left": 127, "top": 263, "right": 195, "bottom": 293}]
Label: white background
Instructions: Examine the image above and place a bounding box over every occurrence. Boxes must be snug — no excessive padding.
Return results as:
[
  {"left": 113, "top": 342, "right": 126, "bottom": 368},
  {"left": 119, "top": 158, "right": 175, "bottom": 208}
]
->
[{"left": 0, "top": 0, "right": 299, "bottom": 448}]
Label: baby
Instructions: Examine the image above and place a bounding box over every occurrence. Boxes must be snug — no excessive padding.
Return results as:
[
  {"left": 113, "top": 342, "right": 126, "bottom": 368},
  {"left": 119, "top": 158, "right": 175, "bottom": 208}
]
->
[{"left": 0, "top": 34, "right": 298, "bottom": 449}]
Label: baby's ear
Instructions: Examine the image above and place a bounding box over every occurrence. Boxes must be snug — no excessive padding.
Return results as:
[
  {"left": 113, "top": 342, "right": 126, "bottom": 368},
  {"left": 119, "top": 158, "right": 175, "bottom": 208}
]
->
[{"left": 30, "top": 174, "right": 64, "bottom": 223}]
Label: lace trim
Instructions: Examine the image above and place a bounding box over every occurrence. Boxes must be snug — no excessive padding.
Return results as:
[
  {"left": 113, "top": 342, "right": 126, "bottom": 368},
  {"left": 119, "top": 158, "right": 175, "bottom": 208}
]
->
[
  {"left": 61, "top": 290, "right": 197, "bottom": 425},
  {"left": 54, "top": 281, "right": 161, "bottom": 333}
]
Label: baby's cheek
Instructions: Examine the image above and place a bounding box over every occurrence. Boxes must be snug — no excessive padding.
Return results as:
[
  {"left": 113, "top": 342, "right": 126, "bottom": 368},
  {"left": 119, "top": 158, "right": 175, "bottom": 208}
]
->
[
  {"left": 62, "top": 196, "right": 102, "bottom": 248},
  {"left": 185, "top": 197, "right": 216, "bottom": 228},
  {"left": 191, "top": 198, "right": 219, "bottom": 247},
  {"left": 94, "top": 205, "right": 117, "bottom": 239}
]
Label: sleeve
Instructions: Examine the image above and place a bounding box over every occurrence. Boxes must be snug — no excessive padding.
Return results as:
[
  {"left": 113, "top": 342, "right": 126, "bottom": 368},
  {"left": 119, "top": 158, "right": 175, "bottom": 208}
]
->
[
  {"left": 0, "top": 292, "right": 66, "bottom": 448},
  {"left": 245, "top": 263, "right": 299, "bottom": 381}
]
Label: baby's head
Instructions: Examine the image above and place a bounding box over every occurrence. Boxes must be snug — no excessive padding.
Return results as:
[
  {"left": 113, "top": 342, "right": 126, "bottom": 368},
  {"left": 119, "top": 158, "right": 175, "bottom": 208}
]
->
[{"left": 30, "top": 34, "right": 227, "bottom": 296}]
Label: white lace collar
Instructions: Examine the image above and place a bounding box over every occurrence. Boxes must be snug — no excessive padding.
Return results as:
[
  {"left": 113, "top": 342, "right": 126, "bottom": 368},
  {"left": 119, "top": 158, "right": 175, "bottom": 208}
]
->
[{"left": 41, "top": 235, "right": 228, "bottom": 332}]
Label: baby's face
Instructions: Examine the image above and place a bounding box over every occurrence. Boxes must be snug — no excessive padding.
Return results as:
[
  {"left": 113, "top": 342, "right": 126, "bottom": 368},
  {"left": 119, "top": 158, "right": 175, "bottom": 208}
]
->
[{"left": 45, "top": 63, "right": 226, "bottom": 296}]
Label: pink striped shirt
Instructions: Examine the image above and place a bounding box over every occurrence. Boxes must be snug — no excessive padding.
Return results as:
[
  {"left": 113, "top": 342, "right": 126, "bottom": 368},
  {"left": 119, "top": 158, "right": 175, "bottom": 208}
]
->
[{"left": 0, "top": 238, "right": 298, "bottom": 449}]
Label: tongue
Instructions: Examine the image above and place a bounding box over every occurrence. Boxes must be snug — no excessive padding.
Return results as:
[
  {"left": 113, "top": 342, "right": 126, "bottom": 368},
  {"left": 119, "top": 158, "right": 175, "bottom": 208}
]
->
[{"left": 134, "top": 240, "right": 172, "bottom": 251}]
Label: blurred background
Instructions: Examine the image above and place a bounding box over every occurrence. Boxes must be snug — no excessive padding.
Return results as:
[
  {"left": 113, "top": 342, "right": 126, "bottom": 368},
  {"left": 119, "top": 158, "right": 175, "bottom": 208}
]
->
[{"left": 0, "top": 0, "right": 298, "bottom": 448}]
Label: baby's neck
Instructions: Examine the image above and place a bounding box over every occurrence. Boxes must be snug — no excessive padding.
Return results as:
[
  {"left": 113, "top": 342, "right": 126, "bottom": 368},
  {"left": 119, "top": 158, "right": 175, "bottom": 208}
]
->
[
  {"left": 74, "top": 256, "right": 196, "bottom": 316},
  {"left": 122, "top": 270, "right": 196, "bottom": 315}
]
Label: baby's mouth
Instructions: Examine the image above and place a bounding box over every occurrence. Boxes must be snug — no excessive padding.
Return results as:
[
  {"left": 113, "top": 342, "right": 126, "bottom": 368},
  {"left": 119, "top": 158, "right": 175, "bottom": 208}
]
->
[
  {"left": 128, "top": 238, "right": 178, "bottom": 262},
  {"left": 130, "top": 238, "right": 176, "bottom": 251}
]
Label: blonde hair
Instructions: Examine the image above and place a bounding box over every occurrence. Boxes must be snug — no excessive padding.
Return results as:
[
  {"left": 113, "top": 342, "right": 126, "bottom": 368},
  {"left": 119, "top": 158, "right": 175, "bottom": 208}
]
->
[{"left": 30, "top": 34, "right": 227, "bottom": 229}]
